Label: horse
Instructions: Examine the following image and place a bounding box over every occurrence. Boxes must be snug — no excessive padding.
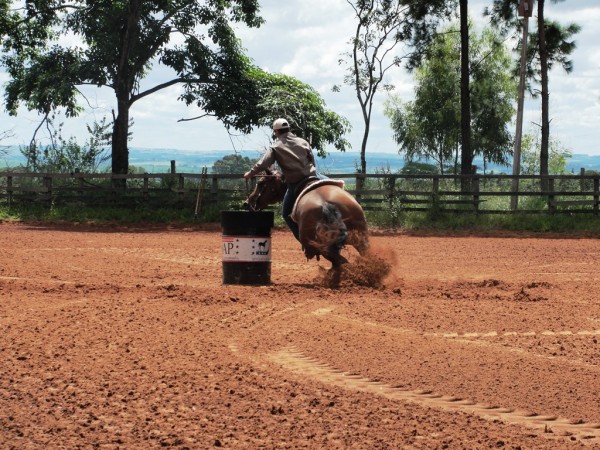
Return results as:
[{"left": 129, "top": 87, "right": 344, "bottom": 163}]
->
[{"left": 244, "top": 168, "right": 369, "bottom": 286}]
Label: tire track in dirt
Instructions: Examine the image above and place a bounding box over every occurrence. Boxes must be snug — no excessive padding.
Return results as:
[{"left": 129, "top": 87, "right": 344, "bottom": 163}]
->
[
  {"left": 270, "top": 347, "right": 600, "bottom": 445},
  {"left": 316, "top": 307, "right": 600, "bottom": 369},
  {"left": 228, "top": 302, "right": 600, "bottom": 445},
  {"left": 433, "top": 330, "right": 600, "bottom": 338}
]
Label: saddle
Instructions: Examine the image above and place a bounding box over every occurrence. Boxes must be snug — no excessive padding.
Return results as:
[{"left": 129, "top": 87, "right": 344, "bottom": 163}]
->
[{"left": 290, "top": 178, "right": 345, "bottom": 223}]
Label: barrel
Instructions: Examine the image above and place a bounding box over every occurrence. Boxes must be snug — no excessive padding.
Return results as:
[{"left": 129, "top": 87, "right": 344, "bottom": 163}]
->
[{"left": 221, "top": 211, "right": 274, "bottom": 285}]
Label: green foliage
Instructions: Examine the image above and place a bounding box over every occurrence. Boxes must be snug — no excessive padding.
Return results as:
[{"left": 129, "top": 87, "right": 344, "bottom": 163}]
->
[
  {"left": 385, "top": 23, "right": 516, "bottom": 174},
  {"left": 363, "top": 208, "right": 600, "bottom": 234},
  {"left": 211, "top": 153, "right": 257, "bottom": 190},
  {"left": 4, "top": 199, "right": 600, "bottom": 234},
  {"left": 0, "top": 129, "right": 14, "bottom": 158},
  {"left": 212, "top": 154, "right": 258, "bottom": 175},
  {"left": 252, "top": 72, "right": 352, "bottom": 157},
  {"left": 523, "top": 20, "right": 581, "bottom": 95},
  {"left": 486, "top": 1, "right": 580, "bottom": 96},
  {"left": 400, "top": 161, "right": 439, "bottom": 175},
  {"left": 520, "top": 132, "right": 572, "bottom": 175},
  {"left": 341, "top": 0, "right": 456, "bottom": 173},
  {"left": 1, "top": 1, "right": 265, "bottom": 174},
  {"left": 1, "top": 1, "right": 352, "bottom": 174},
  {"left": 20, "top": 116, "right": 111, "bottom": 173}
]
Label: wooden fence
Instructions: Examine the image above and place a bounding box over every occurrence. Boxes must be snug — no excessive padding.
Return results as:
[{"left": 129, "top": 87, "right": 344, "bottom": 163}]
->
[{"left": 1, "top": 170, "right": 599, "bottom": 215}]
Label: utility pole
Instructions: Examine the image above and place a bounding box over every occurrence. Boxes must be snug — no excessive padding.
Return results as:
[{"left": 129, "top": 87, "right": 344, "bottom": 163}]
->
[{"left": 511, "top": 0, "right": 534, "bottom": 210}]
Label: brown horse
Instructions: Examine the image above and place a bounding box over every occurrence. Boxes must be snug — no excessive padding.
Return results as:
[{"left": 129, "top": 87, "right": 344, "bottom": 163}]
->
[{"left": 244, "top": 169, "right": 369, "bottom": 286}]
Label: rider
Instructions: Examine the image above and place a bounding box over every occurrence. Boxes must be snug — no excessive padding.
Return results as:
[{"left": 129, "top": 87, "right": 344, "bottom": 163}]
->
[{"left": 244, "top": 118, "right": 325, "bottom": 241}]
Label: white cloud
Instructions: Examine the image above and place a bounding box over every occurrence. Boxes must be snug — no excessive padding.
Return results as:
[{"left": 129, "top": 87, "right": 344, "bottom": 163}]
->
[{"left": 1, "top": 0, "right": 600, "bottom": 157}]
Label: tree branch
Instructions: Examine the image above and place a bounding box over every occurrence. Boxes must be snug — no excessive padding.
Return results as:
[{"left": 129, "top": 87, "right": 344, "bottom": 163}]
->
[
  {"left": 129, "top": 78, "right": 186, "bottom": 104},
  {"left": 177, "top": 113, "right": 214, "bottom": 122}
]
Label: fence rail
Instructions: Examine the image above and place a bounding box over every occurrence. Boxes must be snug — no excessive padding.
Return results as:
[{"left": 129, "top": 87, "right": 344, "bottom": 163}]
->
[{"left": 1, "top": 171, "right": 599, "bottom": 215}]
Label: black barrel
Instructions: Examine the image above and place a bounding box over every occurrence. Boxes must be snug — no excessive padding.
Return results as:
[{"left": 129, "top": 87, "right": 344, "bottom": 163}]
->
[{"left": 221, "top": 211, "right": 274, "bottom": 285}]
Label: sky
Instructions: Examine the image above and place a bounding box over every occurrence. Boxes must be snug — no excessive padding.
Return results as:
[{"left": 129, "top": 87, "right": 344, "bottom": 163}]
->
[{"left": 1, "top": 0, "right": 599, "bottom": 158}]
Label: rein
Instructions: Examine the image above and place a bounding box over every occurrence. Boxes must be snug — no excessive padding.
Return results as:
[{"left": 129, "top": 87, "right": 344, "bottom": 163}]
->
[{"left": 246, "top": 173, "right": 284, "bottom": 212}]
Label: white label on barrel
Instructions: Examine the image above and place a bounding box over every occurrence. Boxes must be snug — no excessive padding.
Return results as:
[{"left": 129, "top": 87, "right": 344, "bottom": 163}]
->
[{"left": 222, "top": 236, "right": 271, "bottom": 262}]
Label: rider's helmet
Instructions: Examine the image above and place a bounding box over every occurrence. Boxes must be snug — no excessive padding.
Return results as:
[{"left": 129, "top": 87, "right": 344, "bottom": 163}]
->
[{"left": 272, "top": 118, "right": 290, "bottom": 131}]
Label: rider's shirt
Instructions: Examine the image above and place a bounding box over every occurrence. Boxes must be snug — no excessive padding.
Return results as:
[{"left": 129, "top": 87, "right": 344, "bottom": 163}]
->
[{"left": 248, "top": 132, "right": 317, "bottom": 184}]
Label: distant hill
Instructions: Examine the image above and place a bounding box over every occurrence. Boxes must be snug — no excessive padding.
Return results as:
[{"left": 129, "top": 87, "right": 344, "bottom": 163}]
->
[
  {"left": 123, "top": 148, "right": 600, "bottom": 175},
  {"left": 112, "top": 148, "right": 600, "bottom": 174},
  {"left": 2, "top": 145, "right": 600, "bottom": 174}
]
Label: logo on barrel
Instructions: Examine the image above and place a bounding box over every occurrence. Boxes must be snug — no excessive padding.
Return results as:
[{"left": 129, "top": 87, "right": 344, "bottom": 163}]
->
[{"left": 222, "top": 236, "right": 271, "bottom": 262}]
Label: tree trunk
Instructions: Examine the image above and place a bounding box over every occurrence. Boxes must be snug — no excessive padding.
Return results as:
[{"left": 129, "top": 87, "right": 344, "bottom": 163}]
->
[
  {"left": 360, "top": 123, "right": 369, "bottom": 175},
  {"left": 112, "top": 98, "right": 130, "bottom": 176},
  {"left": 356, "top": 118, "right": 369, "bottom": 202},
  {"left": 110, "top": 0, "right": 142, "bottom": 178},
  {"left": 459, "top": 0, "right": 472, "bottom": 191},
  {"left": 538, "top": 0, "right": 550, "bottom": 191}
]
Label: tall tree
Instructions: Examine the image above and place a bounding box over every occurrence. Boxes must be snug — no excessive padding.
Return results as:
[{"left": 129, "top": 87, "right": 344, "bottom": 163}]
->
[
  {"left": 2, "top": 1, "right": 266, "bottom": 175},
  {"left": 339, "top": 0, "right": 456, "bottom": 176},
  {"left": 385, "top": 25, "right": 516, "bottom": 174},
  {"left": 251, "top": 73, "right": 351, "bottom": 157},
  {"left": 486, "top": 0, "right": 580, "bottom": 187},
  {"left": 1, "top": 1, "right": 349, "bottom": 177},
  {"left": 459, "top": 0, "right": 472, "bottom": 185}
]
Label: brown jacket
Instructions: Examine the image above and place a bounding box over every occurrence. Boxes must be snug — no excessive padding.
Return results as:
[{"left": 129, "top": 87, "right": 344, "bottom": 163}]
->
[{"left": 249, "top": 132, "right": 316, "bottom": 184}]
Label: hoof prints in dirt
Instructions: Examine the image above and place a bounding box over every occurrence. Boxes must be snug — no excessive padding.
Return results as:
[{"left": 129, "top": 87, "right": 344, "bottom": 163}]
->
[{"left": 271, "top": 348, "right": 600, "bottom": 445}]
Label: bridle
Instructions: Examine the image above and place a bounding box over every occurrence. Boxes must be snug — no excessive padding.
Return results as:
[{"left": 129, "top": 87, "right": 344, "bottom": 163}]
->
[{"left": 247, "top": 175, "right": 282, "bottom": 212}]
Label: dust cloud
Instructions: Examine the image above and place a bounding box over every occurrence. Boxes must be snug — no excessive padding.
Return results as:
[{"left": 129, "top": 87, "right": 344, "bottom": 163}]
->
[{"left": 317, "top": 242, "right": 397, "bottom": 289}]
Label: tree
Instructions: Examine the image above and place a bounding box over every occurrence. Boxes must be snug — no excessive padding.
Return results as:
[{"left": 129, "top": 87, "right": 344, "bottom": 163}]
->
[
  {"left": 520, "top": 131, "right": 572, "bottom": 175},
  {"left": 1, "top": 1, "right": 264, "bottom": 176},
  {"left": 486, "top": 0, "right": 580, "bottom": 186},
  {"left": 211, "top": 152, "right": 259, "bottom": 190},
  {"left": 385, "top": 24, "right": 516, "bottom": 175},
  {"left": 459, "top": 0, "right": 472, "bottom": 184},
  {"left": 248, "top": 73, "right": 351, "bottom": 157},
  {"left": 400, "top": 161, "right": 439, "bottom": 175},
  {"left": 177, "top": 69, "right": 352, "bottom": 157},
  {"left": 212, "top": 153, "right": 258, "bottom": 175},
  {"left": 20, "top": 116, "right": 112, "bottom": 173},
  {"left": 340, "top": 0, "right": 456, "bottom": 175},
  {"left": 0, "top": 129, "right": 14, "bottom": 159}
]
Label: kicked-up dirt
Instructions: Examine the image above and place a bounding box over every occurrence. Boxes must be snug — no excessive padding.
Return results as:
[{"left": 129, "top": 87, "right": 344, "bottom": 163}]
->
[{"left": 1, "top": 221, "right": 600, "bottom": 449}]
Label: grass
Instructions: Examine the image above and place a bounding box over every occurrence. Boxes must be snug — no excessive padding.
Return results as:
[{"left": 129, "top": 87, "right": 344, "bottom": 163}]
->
[
  {"left": 365, "top": 209, "right": 600, "bottom": 235},
  {"left": 2, "top": 202, "right": 600, "bottom": 235}
]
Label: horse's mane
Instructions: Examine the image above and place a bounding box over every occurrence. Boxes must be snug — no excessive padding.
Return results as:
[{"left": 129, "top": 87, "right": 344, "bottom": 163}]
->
[{"left": 260, "top": 169, "right": 285, "bottom": 183}]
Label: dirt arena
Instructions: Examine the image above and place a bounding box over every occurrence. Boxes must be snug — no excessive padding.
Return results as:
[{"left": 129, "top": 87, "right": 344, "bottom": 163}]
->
[{"left": 1, "top": 220, "right": 600, "bottom": 449}]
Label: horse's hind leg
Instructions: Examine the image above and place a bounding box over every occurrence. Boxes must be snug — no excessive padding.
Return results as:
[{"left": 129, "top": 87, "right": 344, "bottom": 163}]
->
[
  {"left": 348, "top": 230, "right": 369, "bottom": 256},
  {"left": 328, "top": 262, "right": 343, "bottom": 288}
]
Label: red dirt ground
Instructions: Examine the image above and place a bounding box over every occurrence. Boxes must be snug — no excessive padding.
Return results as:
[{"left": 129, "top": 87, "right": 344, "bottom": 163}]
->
[{"left": 1, "top": 221, "right": 600, "bottom": 449}]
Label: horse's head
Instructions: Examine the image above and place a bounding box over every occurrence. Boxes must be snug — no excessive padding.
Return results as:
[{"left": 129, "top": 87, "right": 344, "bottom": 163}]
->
[{"left": 244, "top": 168, "right": 287, "bottom": 212}]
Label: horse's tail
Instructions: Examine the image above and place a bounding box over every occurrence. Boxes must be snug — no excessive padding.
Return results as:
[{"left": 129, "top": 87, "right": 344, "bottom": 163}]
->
[{"left": 310, "top": 202, "right": 348, "bottom": 264}]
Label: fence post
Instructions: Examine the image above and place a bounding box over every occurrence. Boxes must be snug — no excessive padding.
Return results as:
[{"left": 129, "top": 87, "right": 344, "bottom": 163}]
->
[
  {"left": 355, "top": 173, "right": 364, "bottom": 203},
  {"left": 548, "top": 177, "right": 556, "bottom": 214},
  {"left": 177, "top": 174, "right": 185, "bottom": 201},
  {"left": 170, "top": 160, "right": 176, "bottom": 174},
  {"left": 110, "top": 175, "right": 120, "bottom": 202},
  {"left": 432, "top": 176, "right": 440, "bottom": 212},
  {"left": 143, "top": 175, "right": 149, "bottom": 200},
  {"left": 580, "top": 168, "right": 585, "bottom": 192},
  {"left": 594, "top": 177, "right": 599, "bottom": 216},
  {"left": 75, "top": 169, "right": 84, "bottom": 199},
  {"left": 388, "top": 175, "right": 397, "bottom": 208},
  {"left": 211, "top": 175, "right": 219, "bottom": 204},
  {"left": 44, "top": 175, "right": 53, "bottom": 204},
  {"left": 473, "top": 176, "right": 480, "bottom": 213},
  {"left": 7, "top": 175, "right": 13, "bottom": 207}
]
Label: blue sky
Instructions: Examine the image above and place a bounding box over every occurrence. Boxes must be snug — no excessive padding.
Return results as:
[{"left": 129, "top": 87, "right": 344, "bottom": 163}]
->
[{"left": 1, "top": 0, "right": 599, "bottom": 157}]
